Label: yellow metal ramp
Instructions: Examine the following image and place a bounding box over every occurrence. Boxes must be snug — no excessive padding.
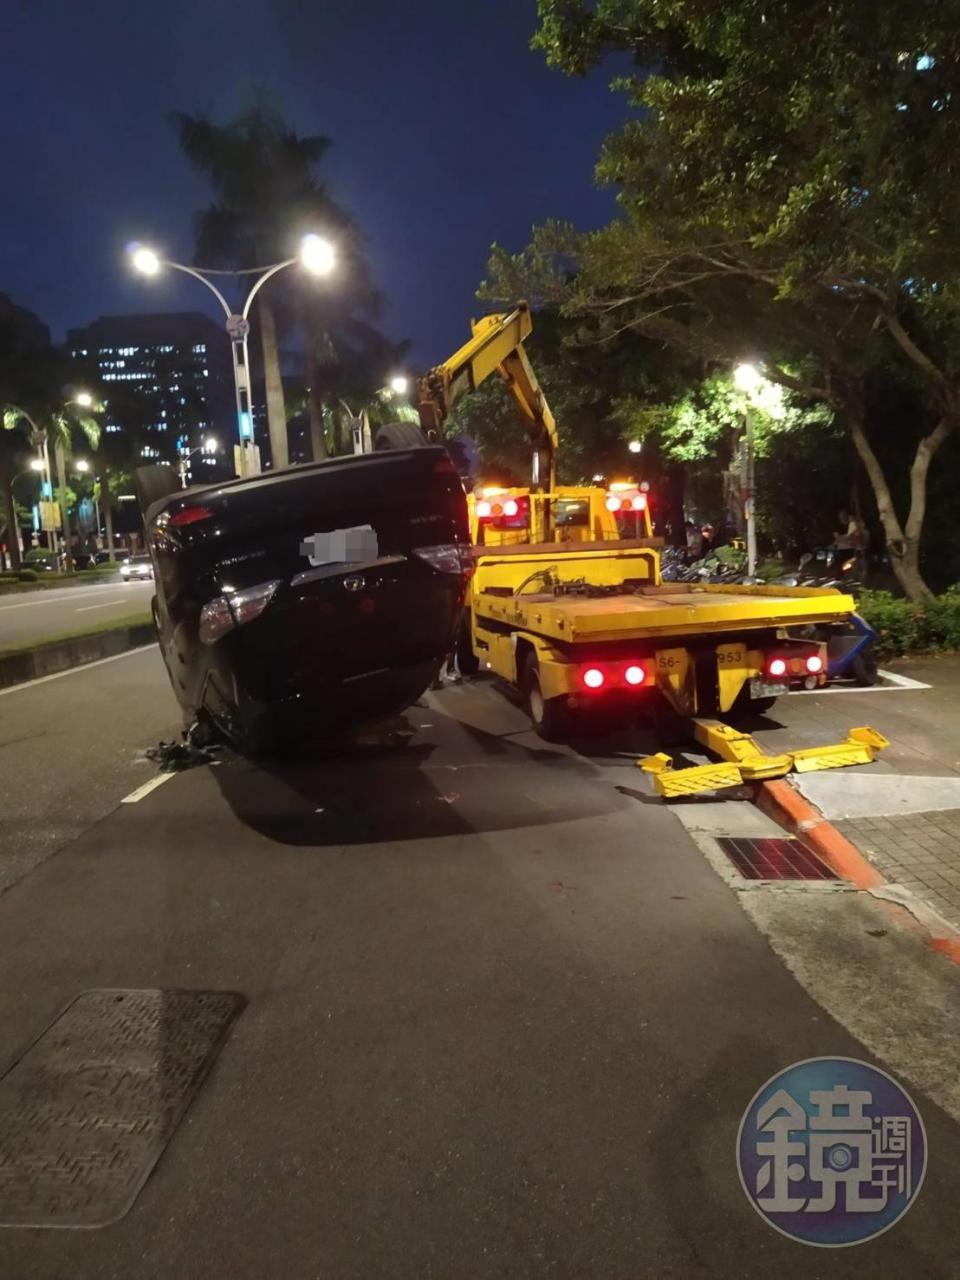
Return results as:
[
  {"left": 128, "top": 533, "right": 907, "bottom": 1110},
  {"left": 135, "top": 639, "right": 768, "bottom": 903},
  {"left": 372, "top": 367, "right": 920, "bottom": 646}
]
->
[{"left": 638, "top": 721, "right": 889, "bottom": 799}]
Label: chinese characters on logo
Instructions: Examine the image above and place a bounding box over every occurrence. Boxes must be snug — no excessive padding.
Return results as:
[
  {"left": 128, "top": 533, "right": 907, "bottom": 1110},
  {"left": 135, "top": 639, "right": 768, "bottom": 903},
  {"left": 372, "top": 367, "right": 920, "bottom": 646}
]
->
[{"left": 737, "top": 1058, "right": 926, "bottom": 1246}]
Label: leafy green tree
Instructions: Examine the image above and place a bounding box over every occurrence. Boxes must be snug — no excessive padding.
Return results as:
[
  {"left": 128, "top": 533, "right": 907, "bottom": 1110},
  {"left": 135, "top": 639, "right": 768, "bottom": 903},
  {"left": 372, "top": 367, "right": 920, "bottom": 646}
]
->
[{"left": 515, "top": 0, "right": 960, "bottom": 596}]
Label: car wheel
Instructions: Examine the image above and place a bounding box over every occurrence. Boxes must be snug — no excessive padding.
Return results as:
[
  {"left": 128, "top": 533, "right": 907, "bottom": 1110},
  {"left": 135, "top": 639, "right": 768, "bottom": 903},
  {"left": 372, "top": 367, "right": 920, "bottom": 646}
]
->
[{"left": 521, "top": 653, "right": 568, "bottom": 741}]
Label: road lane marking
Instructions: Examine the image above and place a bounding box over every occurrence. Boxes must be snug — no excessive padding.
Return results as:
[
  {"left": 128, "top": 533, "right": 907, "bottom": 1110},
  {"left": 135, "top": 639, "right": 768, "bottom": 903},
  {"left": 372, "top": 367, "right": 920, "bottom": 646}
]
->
[
  {"left": 121, "top": 772, "right": 176, "bottom": 804},
  {"left": 74, "top": 599, "right": 125, "bottom": 612},
  {"left": 0, "top": 644, "right": 157, "bottom": 696},
  {"left": 0, "top": 597, "right": 69, "bottom": 611},
  {"left": 0, "top": 582, "right": 134, "bottom": 611}
]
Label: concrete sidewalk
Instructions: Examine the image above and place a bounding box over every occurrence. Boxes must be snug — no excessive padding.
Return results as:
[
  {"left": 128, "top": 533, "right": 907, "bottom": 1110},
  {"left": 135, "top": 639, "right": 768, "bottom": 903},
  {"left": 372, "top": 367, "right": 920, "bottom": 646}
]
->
[{"left": 764, "top": 654, "right": 960, "bottom": 933}]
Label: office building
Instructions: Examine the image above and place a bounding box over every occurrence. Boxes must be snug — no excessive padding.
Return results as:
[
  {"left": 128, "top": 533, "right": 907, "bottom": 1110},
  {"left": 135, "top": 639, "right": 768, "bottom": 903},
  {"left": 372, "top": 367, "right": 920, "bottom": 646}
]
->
[{"left": 67, "top": 312, "right": 235, "bottom": 483}]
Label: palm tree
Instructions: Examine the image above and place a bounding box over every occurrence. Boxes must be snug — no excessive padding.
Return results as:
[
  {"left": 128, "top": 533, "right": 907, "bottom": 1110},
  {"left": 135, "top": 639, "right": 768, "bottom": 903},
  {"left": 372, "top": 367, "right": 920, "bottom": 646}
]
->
[
  {"left": 2, "top": 401, "right": 100, "bottom": 571},
  {"left": 171, "top": 104, "right": 371, "bottom": 470}
]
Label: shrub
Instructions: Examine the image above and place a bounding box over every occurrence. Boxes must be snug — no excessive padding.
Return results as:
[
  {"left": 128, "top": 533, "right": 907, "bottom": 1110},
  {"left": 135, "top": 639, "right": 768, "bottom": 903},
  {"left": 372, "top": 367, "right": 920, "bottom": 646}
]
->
[
  {"left": 858, "top": 587, "right": 960, "bottom": 657},
  {"left": 17, "top": 568, "right": 38, "bottom": 583},
  {"left": 24, "top": 547, "right": 55, "bottom": 565}
]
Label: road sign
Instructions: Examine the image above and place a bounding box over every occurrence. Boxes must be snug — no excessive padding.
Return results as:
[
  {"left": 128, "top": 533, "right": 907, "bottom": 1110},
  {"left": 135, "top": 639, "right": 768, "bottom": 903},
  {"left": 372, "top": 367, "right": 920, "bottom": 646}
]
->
[{"left": 39, "top": 500, "right": 60, "bottom": 532}]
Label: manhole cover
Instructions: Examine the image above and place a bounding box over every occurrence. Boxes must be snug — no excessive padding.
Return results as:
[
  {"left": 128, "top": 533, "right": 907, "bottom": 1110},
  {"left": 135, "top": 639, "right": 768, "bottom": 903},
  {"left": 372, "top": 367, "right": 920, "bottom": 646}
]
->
[
  {"left": 0, "top": 988, "right": 244, "bottom": 1228},
  {"left": 716, "top": 836, "right": 838, "bottom": 881}
]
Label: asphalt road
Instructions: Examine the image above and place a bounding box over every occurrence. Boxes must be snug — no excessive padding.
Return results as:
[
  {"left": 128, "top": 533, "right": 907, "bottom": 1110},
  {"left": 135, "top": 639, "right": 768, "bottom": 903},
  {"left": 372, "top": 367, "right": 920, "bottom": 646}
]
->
[
  {"left": 0, "top": 579, "right": 154, "bottom": 650},
  {"left": 0, "top": 652, "right": 958, "bottom": 1277}
]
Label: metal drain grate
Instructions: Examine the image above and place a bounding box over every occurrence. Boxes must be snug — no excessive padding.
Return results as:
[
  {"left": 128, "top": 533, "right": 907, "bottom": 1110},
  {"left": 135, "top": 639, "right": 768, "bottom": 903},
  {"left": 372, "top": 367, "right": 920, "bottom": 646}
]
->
[
  {"left": 716, "top": 836, "right": 838, "bottom": 881},
  {"left": 0, "top": 988, "right": 245, "bottom": 1228}
]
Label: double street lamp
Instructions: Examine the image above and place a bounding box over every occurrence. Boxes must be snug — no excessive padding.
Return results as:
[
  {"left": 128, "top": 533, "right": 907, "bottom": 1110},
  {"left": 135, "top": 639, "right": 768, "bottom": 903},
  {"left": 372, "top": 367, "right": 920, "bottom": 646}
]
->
[{"left": 129, "top": 235, "right": 336, "bottom": 479}]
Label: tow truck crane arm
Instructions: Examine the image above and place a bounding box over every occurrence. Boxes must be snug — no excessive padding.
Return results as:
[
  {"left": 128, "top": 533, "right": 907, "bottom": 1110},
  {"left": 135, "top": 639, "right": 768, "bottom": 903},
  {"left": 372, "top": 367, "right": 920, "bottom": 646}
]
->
[{"left": 417, "top": 302, "right": 558, "bottom": 492}]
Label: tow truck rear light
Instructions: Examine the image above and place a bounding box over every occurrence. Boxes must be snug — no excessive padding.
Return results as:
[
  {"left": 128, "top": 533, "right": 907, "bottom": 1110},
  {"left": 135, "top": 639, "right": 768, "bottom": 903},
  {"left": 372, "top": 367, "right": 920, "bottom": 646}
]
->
[
  {"left": 475, "top": 500, "right": 492, "bottom": 519},
  {"left": 624, "top": 664, "right": 646, "bottom": 686},
  {"left": 582, "top": 666, "right": 605, "bottom": 689},
  {"left": 605, "top": 496, "right": 621, "bottom": 513},
  {"left": 169, "top": 504, "right": 213, "bottom": 528},
  {"left": 502, "top": 498, "right": 519, "bottom": 517},
  {"left": 631, "top": 494, "right": 648, "bottom": 511},
  {"left": 806, "top": 654, "right": 824, "bottom": 674},
  {"left": 767, "top": 657, "right": 788, "bottom": 678}
]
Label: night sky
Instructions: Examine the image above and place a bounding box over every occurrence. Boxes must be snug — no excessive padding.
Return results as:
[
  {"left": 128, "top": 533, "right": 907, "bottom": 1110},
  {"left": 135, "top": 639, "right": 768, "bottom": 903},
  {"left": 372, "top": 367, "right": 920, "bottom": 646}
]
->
[{"left": 1, "top": 0, "right": 624, "bottom": 364}]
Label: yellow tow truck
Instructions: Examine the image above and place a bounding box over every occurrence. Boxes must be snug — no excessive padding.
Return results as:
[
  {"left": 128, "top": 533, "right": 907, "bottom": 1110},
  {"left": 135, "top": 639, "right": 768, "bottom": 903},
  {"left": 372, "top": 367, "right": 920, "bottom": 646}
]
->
[{"left": 415, "top": 303, "right": 887, "bottom": 795}]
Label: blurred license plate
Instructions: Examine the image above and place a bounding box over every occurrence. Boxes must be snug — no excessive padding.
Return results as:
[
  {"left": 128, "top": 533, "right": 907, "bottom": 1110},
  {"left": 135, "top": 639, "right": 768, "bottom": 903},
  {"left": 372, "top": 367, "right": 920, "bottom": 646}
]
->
[
  {"left": 300, "top": 526, "right": 379, "bottom": 567},
  {"left": 750, "top": 677, "right": 787, "bottom": 699}
]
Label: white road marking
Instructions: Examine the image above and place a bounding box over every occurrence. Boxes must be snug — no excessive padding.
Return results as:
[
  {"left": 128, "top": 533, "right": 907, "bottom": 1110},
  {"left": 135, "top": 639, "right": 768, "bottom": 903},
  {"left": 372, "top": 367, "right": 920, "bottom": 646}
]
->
[
  {"left": 875, "top": 668, "right": 932, "bottom": 690},
  {"left": 0, "top": 582, "right": 131, "bottom": 611},
  {"left": 792, "top": 672, "right": 932, "bottom": 696},
  {"left": 121, "top": 772, "right": 176, "bottom": 804},
  {"left": 74, "top": 599, "right": 125, "bottom": 612},
  {"left": 0, "top": 596, "right": 68, "bottom": 611},
  {"left": 0, "top": 644, "right": 157, "bottom": 697}
]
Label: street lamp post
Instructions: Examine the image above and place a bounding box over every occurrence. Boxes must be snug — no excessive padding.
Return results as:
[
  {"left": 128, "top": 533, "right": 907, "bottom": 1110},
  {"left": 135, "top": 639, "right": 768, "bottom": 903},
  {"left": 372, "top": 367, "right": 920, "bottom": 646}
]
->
[
  {"left": 178, "top": 436, "right": 219, "bottom": 489},
  {"left": 733, "top": 363, "right": 762, "bottom": 578},
  {"left": 9, "top": 459, "right": 44, "bottom": 561},
  {"left": 130, "top": 236, "right": 335, "bottom": 480}
]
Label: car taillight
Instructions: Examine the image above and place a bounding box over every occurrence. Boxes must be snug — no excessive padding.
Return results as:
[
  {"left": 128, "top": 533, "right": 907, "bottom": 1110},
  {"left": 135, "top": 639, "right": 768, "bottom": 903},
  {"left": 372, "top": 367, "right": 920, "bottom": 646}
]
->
[
  {"left": 767, "top": 657, "right": 788, "bottom": 678},
  {"left": 624, "top": 664, "right": 646, "bottom": 686},
  {"left": 199, "top": 579, "right": 280, "bottom": 646},
  {"left": 169, "top": 505, "right": 213, "bottom": 528},
  {"left": 806, "top": 654, "right": 824, "bottom": 674},
  {"left": 413, "top": 543, "right": 473, "bottom": 576},
  {"left": 582, "top": 666, "right": 605, "bottom": 689}
]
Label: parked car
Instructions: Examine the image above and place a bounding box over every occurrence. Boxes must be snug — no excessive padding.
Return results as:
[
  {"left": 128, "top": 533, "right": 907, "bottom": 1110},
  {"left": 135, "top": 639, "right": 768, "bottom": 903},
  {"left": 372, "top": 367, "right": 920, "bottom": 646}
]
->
[
  {"left": 95, "top": 550, "right": 129, "bottom": 566},
  {"left": 120, "top": 554, "right": 154, "bottom": 581},
  {"left": 138, "top": 444, "right": 470, "bottom": 754}
]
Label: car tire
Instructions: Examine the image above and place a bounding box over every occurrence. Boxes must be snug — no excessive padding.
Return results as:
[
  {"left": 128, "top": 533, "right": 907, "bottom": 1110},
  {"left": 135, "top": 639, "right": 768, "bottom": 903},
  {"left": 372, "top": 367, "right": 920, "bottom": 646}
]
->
[
  {"left": 374, "top": 421, "right": 428, "bottom": 451},
  {"left": 851, "top": 651, "right": 879, "bottom": 686},
  {"left": 521, "top": 653, "right": 568, "bottom": 741}
]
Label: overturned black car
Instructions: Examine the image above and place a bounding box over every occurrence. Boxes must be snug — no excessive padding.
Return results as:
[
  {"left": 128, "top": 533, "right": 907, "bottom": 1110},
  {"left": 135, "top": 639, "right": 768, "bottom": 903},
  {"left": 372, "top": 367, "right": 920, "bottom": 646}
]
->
[{"left": 138, "top": 446, "right": 470, "bottom": 754}]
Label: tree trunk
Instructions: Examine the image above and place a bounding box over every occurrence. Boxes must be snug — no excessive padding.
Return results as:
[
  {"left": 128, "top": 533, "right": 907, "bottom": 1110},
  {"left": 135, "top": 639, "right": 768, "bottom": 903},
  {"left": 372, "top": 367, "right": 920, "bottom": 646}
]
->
[
  {"left": 102, "top": 466, "right": 116, "bottom": 560},
  {"left": 54, "top": 440, "right": 73, "bottom": 573},
  {"left": 845, "top": 389, "right": 952, "bottom": 600},
  {"left": 0, "top": 450, "right": 22, "bottom": 571},
  {"left": 307, "top": 362, "right": 327, "bottom": 462},
  {"left": 258, "top": 297, "right": 288, "bottom": 470}
]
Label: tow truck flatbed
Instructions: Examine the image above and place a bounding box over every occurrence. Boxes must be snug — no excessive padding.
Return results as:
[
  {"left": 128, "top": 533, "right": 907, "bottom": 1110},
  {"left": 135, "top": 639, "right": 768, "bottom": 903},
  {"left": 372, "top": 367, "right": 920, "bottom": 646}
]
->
[{"left": 477, "top": 583, "right": 856, "bottom": 645}]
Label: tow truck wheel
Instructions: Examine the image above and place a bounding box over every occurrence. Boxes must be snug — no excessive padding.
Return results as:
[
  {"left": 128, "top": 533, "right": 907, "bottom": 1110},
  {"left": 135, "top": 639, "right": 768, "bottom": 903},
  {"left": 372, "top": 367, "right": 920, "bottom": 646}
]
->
[
  {"left": 748, "top": 696, "right": 778, "bottom": 714},
  {"left": 521, "top": 654, "right": 568, "bottom": 741}
]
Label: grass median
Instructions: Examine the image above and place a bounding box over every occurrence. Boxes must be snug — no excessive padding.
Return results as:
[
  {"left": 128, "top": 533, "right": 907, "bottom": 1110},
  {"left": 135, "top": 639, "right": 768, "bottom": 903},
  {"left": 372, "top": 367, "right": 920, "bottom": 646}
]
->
[{"left": 0, "top": 611, "right": 153, "bottom": 658}]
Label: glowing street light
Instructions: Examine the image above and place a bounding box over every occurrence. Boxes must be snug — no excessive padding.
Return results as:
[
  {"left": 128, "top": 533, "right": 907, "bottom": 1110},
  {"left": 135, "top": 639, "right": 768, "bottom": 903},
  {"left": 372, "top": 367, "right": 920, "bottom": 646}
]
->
[
  {"left": 74, "top": 458, "right": 90, "bottom": 473},
  {"left": 389, "top": 375, "right": 409, "bottom": 395},
  {"left": 733, "top": 362, "right": 763, "bottom": 395},
  {"left": 130, "top": 245, "right": 161, "bottom": 276},
  {"left": 628, "top": 440, "right": 642, "bottom": 454},
  {"left": 300, "top": 234, "right": 336, "bottom": 276},
  {"left": 128, "top": 235, "right": 337, "bottom": 477},
  {"left": 73, "top": 391, "right": 95, "bottom": 409},
  {"left": 29, "top": 458, "right": 44, "bottom": 472}
]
